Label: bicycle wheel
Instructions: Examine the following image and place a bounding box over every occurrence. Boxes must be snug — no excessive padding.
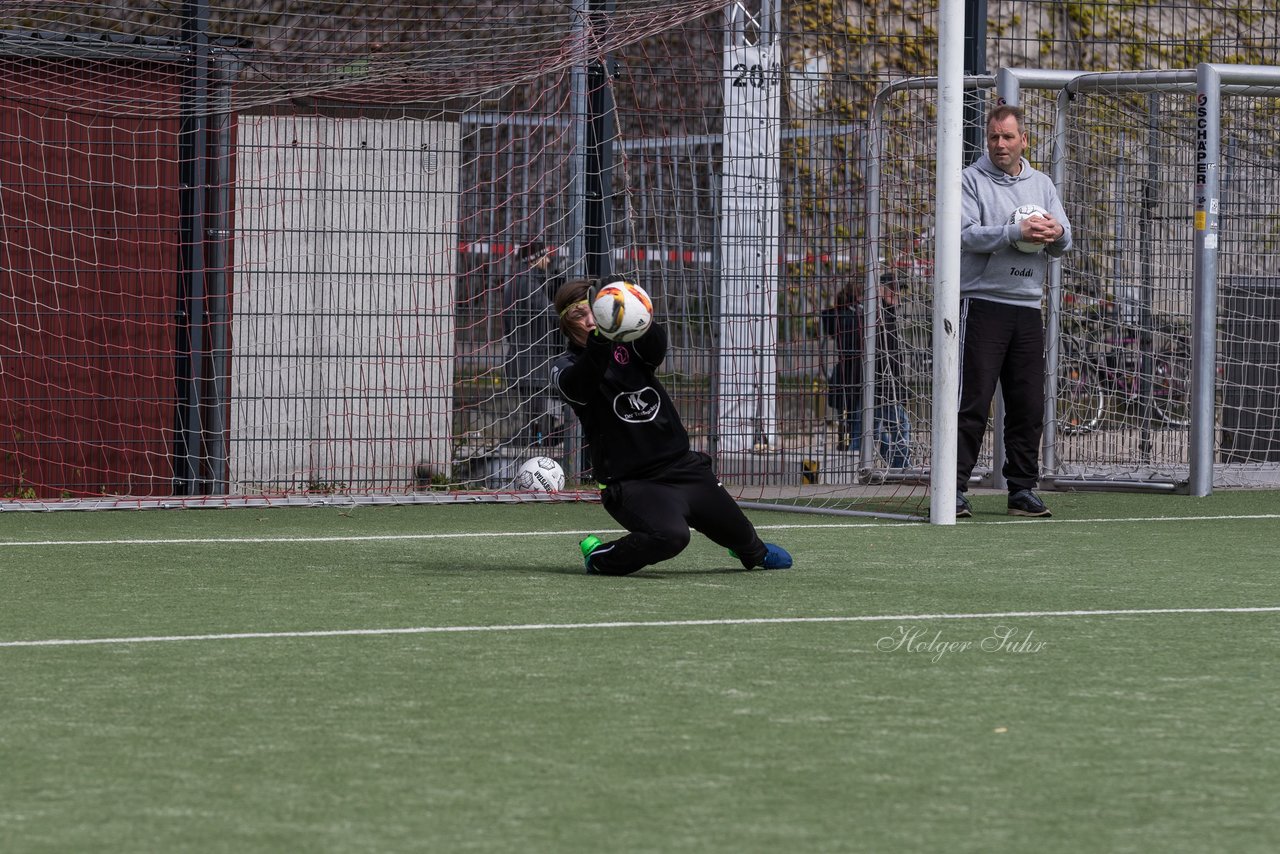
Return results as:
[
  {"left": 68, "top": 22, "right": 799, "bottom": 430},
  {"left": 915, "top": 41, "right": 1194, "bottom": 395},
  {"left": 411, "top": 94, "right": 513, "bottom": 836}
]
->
[
  {"left": 1153, "top": 355, "right": 1191, "bottom": 428},
  {"left": 1057, "top": 359, "right": 1104, "bottom": 434}
]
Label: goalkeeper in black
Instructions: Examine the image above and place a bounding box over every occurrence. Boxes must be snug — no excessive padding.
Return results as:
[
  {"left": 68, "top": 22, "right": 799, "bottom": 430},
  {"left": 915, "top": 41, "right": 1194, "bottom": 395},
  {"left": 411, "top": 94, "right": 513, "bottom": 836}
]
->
[{"left": 551, "top": 278, "right": 792, "bottom": 576}]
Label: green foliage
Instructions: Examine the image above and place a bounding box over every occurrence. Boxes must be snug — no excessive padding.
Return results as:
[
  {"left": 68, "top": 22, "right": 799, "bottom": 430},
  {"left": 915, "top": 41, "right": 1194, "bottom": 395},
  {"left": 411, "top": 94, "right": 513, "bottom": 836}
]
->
[
  {"left": 303, "top": 478, "right": 348, "bottom": 494},
  {"left": 1, "top": 432, "right": 36, "bottom": 500}
]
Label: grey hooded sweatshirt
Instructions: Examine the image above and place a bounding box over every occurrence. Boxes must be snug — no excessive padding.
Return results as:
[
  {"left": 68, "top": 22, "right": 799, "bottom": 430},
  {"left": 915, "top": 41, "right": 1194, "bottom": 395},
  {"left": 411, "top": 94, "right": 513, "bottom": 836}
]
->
[{"left": 959, "top": 154, "right": 1072, "bottom": 309}]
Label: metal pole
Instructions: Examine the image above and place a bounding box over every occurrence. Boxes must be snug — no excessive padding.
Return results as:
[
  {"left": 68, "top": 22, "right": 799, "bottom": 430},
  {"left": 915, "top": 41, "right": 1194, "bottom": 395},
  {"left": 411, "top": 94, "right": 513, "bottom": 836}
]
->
[
  {"left": 931, "top": 0, "right": 966, "bottom": 524},
  {"left": 1041, "top": 88, "right": 1069, "bottom": 474},
  {"left": 176, "top": 0, "right": 211, "bottom": 494},
  {"left": 583, "top": 0, "right": 616, "bottom": 283},
  {"left": 962, "top": 0, "right": 988, "bottom": 160},
  {"left": 203, "top": 52, "right": 237, "bottom": 494},
  {"left": 567, "top": 0, "right": 588, "bottom": 282},
  {"left": 860, "top": 162, "right": 878, "bottom": 472},
  {"left": 1113, "top": 130, "right": 1129, "bottom": 325},
  {"left": 1190, "top": 64, "right": 1221, "bottom": 496}
]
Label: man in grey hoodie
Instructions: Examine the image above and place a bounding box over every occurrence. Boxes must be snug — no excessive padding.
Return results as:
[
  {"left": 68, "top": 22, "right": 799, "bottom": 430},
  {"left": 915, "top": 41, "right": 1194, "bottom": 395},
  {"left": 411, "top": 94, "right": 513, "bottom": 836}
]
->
[{"left": 956, "top": 104, "right": 1071, "bottom": 519}]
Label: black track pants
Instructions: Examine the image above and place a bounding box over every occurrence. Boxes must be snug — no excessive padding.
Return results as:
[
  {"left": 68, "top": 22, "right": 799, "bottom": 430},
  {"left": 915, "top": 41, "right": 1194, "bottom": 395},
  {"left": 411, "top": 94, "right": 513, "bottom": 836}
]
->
[
  {"left": 589, "top": 451, "right": 767, "bottom": 576},
  {"left": 956, "top": 298, "right": 1045, "bottom": 493}
]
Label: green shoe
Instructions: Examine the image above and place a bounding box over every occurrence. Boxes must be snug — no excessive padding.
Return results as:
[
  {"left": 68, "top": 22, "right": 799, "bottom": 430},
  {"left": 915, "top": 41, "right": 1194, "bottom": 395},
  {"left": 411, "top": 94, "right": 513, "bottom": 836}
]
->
[{"left": 580, "top": 535, "right": 604, "bottom": 573}]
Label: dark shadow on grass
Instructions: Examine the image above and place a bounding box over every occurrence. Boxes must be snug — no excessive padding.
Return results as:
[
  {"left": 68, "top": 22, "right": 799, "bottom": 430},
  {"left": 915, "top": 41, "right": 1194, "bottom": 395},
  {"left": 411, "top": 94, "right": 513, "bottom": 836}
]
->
[
  {"left": 386, "top": 560, "right": 782, "bottom": 578},
  {"left": 623, "top": 565, "right": 783, "bottom": 578}
]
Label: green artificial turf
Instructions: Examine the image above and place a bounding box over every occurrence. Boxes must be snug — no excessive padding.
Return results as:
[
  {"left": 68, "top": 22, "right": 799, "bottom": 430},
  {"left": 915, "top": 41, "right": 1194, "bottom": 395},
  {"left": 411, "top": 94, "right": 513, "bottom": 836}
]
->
[{"left": 1, "top": 491, "right": 1278, "bottom": 852}]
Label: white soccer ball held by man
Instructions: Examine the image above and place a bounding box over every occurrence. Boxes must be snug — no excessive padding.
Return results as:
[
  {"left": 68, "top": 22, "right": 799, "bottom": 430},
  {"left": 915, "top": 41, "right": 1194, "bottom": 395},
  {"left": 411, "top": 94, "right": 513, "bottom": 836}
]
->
[{"left": 1009, "top": 202, "right": 1051, "bottom": 253}]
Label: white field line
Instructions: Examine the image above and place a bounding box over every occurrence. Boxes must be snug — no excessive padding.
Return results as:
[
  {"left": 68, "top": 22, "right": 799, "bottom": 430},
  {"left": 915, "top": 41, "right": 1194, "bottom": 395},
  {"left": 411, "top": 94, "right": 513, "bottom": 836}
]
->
[
  {"left": 3, "top": 606, "right": 1279, "bottom": 649},
  {"left": 0, "top": 513, "right": 1278, "bottom": 549}
]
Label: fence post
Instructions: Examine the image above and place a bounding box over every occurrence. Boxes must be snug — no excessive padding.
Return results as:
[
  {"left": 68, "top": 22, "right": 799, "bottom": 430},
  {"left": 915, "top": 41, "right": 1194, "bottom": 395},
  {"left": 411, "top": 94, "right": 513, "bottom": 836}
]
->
[{"left": 1190, "top": 64, "right": 1221, "bottom": 497}]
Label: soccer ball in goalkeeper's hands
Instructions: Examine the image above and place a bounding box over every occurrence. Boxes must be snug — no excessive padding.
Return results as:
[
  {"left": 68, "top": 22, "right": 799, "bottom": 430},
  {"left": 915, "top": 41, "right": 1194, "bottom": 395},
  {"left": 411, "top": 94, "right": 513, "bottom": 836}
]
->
[
  {"left": 592, "top": 280, "right": 653, "bottom": 342},
  {"left": 1009, "top": 203, "right": 1050, "bottom": 253},
  {"left": 515, "top": 456, "right": 565, "bottom": 492}
]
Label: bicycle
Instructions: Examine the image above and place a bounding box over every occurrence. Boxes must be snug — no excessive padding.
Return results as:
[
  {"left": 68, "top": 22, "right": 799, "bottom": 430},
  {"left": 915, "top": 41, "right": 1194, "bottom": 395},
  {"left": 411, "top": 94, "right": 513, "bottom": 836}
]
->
[{"left": 1056, "top": 323, "right": 1190, "bottom": 435}]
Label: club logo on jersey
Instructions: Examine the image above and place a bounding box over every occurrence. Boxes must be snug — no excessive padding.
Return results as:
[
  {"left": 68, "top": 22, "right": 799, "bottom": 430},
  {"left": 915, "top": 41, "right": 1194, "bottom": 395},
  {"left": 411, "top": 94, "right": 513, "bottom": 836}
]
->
[
  {"left": 613, "top": 346, "right": 631, "bottom": 366},
  {"left": 613, "top": 386, "right": 660, "bottom": 422}
]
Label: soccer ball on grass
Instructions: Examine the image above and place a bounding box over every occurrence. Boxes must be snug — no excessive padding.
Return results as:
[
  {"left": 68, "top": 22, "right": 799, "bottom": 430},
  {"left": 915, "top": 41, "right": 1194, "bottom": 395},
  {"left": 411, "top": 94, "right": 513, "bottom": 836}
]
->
[
  {"left": 592, "top": 280, "right": 653, "bottom": 342},
  {"left": 515, "top": 456, "right": 565, "bottom": 492}
]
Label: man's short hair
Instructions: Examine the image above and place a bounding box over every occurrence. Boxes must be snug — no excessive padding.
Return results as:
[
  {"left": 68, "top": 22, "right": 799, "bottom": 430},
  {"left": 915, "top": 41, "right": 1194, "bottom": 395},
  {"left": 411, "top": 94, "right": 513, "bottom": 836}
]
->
[{"left": 987, "top": 104, "right": 1025, "bottom": 130}]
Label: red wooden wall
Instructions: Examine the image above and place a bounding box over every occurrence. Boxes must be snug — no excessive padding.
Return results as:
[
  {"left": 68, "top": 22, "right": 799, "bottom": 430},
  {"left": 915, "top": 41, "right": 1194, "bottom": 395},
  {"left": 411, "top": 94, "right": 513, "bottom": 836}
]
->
[{"left": 0, "top": 60, "right": 182, "bottom": 498}]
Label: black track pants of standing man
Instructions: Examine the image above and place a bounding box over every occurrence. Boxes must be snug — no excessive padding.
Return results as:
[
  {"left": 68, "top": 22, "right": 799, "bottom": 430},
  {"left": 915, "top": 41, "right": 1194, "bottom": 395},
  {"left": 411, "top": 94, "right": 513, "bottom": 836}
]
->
[{"left": 956, "top": 297, "right": 1045, "bottom": 493}]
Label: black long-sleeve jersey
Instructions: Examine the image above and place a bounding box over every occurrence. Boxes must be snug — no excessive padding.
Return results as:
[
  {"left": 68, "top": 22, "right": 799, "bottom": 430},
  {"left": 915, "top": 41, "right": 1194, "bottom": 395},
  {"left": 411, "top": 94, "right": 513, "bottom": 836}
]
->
[{"left": 551, "top": 322, "right": 689, "bottom": 483}]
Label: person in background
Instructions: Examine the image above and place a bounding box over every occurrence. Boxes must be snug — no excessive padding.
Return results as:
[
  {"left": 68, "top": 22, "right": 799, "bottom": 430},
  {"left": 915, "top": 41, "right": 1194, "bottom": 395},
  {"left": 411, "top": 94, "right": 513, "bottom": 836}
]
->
[
  {"left": 551, "top": 278, "right": 792, "bottom": 576},
  {"left": 502, "top": 241, "right": 565, "bottom": 446},
  {"left": 821, "top": 279, "right": 862, "bottom": 453},
  {"left": 956, "top": 104, "right": 1072, "bottom": 518},
  {"left": 820, "top": 273, "right": 911, "bottom": 467}
]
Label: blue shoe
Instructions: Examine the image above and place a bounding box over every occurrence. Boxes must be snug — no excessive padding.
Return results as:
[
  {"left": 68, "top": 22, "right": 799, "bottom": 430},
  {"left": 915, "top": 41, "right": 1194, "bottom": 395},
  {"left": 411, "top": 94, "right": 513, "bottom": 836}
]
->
[
  {"left": 729, "top": 543, "right": 791, "bottom": 570},
  {"left": 579, "top": 535, "right": 604, "bottom": 573},
  {"left": 742, "top": 545, "right": 788, "bottom": 571},
  {"left": 956, "top": 490, "right": 972, "bottom": 519},
  {"left": 759, "top": 543, "right": 793, "bottom": 569}
]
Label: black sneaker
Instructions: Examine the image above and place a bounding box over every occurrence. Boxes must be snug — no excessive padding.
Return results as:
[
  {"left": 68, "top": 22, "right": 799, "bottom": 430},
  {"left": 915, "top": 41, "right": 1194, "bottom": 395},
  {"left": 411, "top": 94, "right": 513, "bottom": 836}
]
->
[
  {"left": 1007, "top": 489, "right": 1052, "bottom": 517},
  {"left": 956, "top": 490, "right": 972, "bottom": 519}
]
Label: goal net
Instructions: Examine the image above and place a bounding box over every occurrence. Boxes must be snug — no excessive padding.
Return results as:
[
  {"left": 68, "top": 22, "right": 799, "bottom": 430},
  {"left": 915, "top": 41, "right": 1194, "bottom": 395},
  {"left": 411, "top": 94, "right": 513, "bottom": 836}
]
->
[
  {"left": 1044, "top": 70, "right": 1280, "bottom": 489},
  {"left": 0, "top": 1, "right": 932, "bottom": 516},
  {"left": 5, "top": 0, "right": 1279, "bottom": 515},
  {"left": 871, "top": 65, "right": 1280, "bottom": 498}
]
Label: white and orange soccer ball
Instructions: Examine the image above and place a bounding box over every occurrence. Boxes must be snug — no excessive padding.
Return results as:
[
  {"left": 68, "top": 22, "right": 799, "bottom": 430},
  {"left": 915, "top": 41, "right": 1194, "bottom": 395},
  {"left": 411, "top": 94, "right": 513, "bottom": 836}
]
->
[
  {"left": 515, "top": 456, "right": 565, "bottom": 492},
  {"left": 592, "top": 280, "right": 653, "bottom": 342},
  {"left": 1009, "top": 203, "right": 1050, "bottom": 253}
]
